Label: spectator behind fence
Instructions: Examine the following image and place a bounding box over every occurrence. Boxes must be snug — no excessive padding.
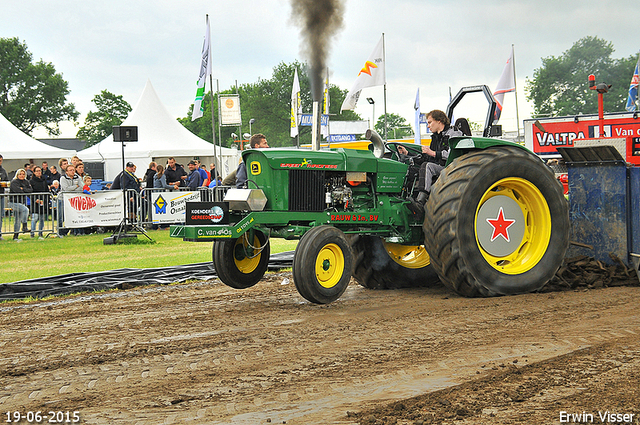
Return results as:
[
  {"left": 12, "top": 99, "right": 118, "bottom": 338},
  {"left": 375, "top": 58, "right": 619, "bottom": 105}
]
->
[
  {"left": 151, "top": 164, "right": 176, "bottom": 230},
  {"left": 71, "top": 155, "right": 81, "bottom": 167},
  {"left": 30, "top": 166, "right": 48, "bottom": 239},
  {"left": 9, "top": 168, "right": 32, "bottom": 242},
  {"left": 121, "top": 162, "right": 141, "bottom": 192},
  {"left": 144, "top": 161, "right": 157, "bottom": 189},
  {"left": 165, "top": 157, "right": 186, "bottom": 187},
  {"left": 120, "top": 162, "right": 141, "bottom": 220},
  {"left": 50, "top": 180, "right": 60, "bottom": 196},
  {"left": 109, "top": 170, "right": 122, "bottom": 190},
  {"left": 58, "top": 158, "right": 68, "bottom": 178},
  {"left": 153, "top": 165, "right": 178, "bottom": 190},
  {"left": 185, "top": 160, "right": 201, "bottom": 190},
  {"left": 196, "top": 161, "right": 208, "bottom": 186},
  {"left": 208, "top": 176, "right": 223, "bottom": 188},
  {"left": 109, "top": 163, "right": 140, "bottom": 191},
  {"left": 42, "top": 161, "right": 53, "bottom": 186},
  {"left": 83, "top": 176, "right": 93, "bottom": 194},
  {"left": 24, "top": 163, "right": 33, "bottom": 179},
  {"left": 76, "top": 162, "right": 87, "bottom": 180},
  {"left": 50, "top": 180, "right": 60, "bottom": 230},
  {"left": 58, "top": 164, "right": 82, "bottom": 237},
  {"left": 209, "top": 162, "right": 220, "bottom": 180},
  {"left": 49, "top": 165, "right": 61, "bottom": 184},
  {"left": 200, "top": 164, "right": 211, "bottom": 186},
  {"left": 0, "top": 154, "right": 9, "bottom": 240},
  {"left": 60, "top": 164, "right": 82, "bottom": 192}
]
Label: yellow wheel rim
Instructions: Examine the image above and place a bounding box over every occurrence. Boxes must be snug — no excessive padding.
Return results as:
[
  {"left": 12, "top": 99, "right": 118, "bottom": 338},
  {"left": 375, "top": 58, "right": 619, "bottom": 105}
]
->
[
  {"left": 474, "top": 177, "right": 551, "bottom": 275},
  {"left": 234, "top": 235, "right": 262, "bottom": 274},
  {"left": 383, "top": 242, "right": 431, "bottom": 269},
  {"left": 315, "top": 243, "right": 345, "bottom": 288}
]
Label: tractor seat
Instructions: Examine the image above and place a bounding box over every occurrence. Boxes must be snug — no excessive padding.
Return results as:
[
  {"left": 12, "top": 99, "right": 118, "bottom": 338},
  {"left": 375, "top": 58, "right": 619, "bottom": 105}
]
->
[{"left": 454, "top": 118, "right": 472, "bottom": 136}]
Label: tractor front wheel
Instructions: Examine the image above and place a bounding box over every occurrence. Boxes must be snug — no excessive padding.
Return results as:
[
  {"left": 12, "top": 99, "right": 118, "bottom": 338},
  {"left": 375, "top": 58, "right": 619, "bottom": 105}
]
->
[
  {"left": 212, "top": 232, "right": 270, "bottom": 289},
  {"left": 292, "top": 226, "right": 353, "bottom": 304}
]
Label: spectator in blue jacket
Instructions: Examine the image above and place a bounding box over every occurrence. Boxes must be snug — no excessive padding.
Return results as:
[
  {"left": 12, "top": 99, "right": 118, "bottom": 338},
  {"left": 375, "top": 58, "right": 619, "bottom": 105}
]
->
[{"left": 185, "top": 160, "right": 201, "bottom": 190}]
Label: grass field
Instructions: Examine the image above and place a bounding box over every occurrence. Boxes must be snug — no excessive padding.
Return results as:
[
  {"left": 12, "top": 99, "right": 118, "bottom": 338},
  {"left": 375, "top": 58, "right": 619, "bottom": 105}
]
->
[{"left": 0, "top": 229, "right": 298, "bottom": 284}]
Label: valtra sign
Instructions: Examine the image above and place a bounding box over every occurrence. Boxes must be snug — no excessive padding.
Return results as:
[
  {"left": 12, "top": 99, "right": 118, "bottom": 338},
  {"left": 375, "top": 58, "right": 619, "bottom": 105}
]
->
[{"left": 524, "top": 112, "right": 640, "bottom": 164}]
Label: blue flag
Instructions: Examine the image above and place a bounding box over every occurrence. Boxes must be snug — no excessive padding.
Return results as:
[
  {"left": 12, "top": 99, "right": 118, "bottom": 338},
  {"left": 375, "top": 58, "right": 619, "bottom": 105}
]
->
[{"left": 626, "top": 57, "right": 639, "bottom": 112}]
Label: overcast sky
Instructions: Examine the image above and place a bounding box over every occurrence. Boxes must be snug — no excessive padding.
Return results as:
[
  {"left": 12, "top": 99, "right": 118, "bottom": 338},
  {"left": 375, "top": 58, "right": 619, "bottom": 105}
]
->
[{"left": 1, "top": 0, "right": 638, "bottom": 140}]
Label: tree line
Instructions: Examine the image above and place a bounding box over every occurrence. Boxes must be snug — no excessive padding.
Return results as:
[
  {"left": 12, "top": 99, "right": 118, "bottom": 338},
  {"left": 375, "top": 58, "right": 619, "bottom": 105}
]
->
[{"left": 1, "top": 36, "right": 638, "bottom": 148}]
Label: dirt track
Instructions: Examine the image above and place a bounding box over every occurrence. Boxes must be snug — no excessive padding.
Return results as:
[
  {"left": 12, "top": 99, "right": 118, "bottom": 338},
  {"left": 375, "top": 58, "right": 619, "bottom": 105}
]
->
[{"left": 1, "top": 273, "right": 639, "bottom": 424}]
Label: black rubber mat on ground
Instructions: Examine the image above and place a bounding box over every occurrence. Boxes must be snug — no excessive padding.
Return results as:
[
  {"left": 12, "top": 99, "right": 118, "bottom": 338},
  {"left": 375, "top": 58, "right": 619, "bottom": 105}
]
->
[{"left": 0, "top": 251, "right": 294, "bottom": 301}]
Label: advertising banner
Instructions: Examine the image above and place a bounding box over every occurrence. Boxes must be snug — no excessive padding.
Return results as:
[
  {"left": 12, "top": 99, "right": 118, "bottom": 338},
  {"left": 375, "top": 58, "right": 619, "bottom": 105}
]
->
[
  {"left": 151, "top": 191, "right": 202, "bottom": 224},
  {"left": 219, "top": 95, "right": 241, "bottom": 125},
  {"left": 185, "top": 202, "right": 229, "bottom": 225},
  {"left": 526, "top": 114, "right": 640, "bottom": 157},
  {"left": 329, "top": 134, "right": 356, "bottom": 142},
  {"left": 63, "top": 191, "right": 124, "bottom": 228},
  {"left": 300, "top": 114, "right": 329, "bottom": 127}
]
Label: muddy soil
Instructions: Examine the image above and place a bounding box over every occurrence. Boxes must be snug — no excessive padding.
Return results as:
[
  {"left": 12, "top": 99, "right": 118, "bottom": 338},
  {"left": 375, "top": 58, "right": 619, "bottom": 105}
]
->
[{"left": 0, "top": 273, "right": 639, "bottom": 424}]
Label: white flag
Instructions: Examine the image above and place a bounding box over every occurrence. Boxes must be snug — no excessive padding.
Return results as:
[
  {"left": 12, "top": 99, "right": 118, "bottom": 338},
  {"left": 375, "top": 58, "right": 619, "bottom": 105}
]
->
[
  {"left": 493, "top": 46, "right": 516, "bottom": 123},
  {"left": 414, "top": 88, "right": 421, "bottom": 145},
  {"left": 290, "top": 68, "right": 301, "bottom": 137},
  {"left": 341, "top": 35, "right": 386, "bottom": 111},
  {"left": 192, "top": 16, "right": 212, "bottom": 121}
]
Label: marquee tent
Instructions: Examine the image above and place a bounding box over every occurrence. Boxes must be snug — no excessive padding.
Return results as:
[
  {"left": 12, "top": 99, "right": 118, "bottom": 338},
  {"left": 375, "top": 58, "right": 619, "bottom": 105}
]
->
[
  {"left": 79, "top": 80, "right": 239, "bottom": 182},
  {"left": 0, "top": 112, "right": 76, "bottom": 177}
]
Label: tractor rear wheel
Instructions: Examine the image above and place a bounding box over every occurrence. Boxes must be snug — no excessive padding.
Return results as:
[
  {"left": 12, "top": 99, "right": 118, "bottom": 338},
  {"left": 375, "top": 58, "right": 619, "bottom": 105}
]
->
[
  {"left": 351, "top": 235, "right": 440, "bottom": 289},
  {"left": 292, "top": 226, "right": 353, "bottom": 304},
  {"left": 423, "top": 146, "right": 569, "bottom": 297},
  {"left": 212, "top": 232, "right": 270, "bottom": 289}
]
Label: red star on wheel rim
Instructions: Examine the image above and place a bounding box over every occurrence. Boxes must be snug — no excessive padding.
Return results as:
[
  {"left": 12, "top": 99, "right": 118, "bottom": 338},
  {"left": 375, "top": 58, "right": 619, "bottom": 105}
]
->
[{"left": 486, "top": 207, "right": 516, "bottom": 242}]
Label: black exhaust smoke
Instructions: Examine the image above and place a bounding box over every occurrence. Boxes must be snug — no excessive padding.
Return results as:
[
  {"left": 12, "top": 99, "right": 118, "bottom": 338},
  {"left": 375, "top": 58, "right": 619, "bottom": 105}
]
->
[{"left": 290, "top": 0, "right": 345, "bottom": 102}]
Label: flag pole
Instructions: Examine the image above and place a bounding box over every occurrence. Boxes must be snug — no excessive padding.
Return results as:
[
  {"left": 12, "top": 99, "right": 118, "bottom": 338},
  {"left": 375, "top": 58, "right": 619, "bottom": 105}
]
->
[
  {"left": 512, "top": 44, "right": 522, "bottom": 142},
  {"left": 217, "top": 79, "right": 223, "bottom": 155},
  {"left": 635, "top": 52, "right": 640, "bottom": 112},
  {"left": 209, "top": 73, "right": 219, "bottom": 177},
  {"left": 627, "top": 51, "right": 640, "bottom": 112},
  {"left": 382, "top": 32, "right": 388, "bottom": 141},
  {"left": 205, "top": 16, "right": 219, "bottom": 176},
  {"left": 414, "top": 88, "right": 421, "bottom": 145},
  {"left": 636, "top": 52, "right": 640, "bottom": 111}
]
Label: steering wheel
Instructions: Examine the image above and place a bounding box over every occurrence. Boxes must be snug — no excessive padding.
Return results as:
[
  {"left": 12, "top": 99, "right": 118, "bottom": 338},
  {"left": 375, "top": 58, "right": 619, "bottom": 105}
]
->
[{"left": 386, "top": 142, "right": 422, "bottom": 158}]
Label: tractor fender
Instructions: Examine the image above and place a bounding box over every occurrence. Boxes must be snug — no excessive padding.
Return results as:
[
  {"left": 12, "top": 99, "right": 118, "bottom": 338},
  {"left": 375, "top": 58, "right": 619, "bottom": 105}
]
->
[{"left": 447, "top": 136, "right": 533, "bottom": 166}]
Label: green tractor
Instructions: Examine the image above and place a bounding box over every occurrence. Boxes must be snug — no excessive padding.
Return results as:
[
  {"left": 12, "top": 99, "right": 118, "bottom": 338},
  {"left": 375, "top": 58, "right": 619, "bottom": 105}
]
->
[{"left": 171, "top": 86, "right": 569, "bottom": 303}]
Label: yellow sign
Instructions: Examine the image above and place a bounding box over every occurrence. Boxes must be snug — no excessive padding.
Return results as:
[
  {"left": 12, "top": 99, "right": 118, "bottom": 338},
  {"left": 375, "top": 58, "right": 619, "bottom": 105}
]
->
[{"left": 250, "top": 161, "right": 261, "bottom": 176}]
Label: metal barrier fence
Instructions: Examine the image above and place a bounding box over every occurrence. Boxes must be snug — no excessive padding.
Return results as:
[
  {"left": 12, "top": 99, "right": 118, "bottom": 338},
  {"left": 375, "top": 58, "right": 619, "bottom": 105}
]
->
[
  {"left": 0, "top": 192, "right": 57, "bottom": 240},
  {"left": 0, "top": 186, "right": 232, "bottom": 240}
]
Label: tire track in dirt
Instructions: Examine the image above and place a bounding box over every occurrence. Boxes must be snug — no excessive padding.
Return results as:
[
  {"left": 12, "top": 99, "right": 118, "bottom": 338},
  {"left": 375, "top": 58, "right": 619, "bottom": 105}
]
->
[{"left": 0, "top": 275, "right": 638, "bottom": 424}]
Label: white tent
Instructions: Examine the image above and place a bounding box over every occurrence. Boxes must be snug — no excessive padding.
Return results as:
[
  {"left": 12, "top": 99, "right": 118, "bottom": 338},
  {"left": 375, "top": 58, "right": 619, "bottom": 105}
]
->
[
  {"left": 79, "top": 80, "right": 239, "bottom": 182},
  {"left": 0, "top": 112, "right": 76, "bottom": 176}
]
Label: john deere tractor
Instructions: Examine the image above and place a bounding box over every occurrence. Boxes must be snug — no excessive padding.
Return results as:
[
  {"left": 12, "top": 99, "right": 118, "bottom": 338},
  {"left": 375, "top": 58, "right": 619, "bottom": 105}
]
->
[{"left": 171, "top": 86, "right": 569, "bottom": 304}]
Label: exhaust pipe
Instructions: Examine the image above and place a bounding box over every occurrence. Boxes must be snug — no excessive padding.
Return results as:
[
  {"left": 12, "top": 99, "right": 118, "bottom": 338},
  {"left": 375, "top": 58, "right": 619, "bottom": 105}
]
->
[
  {"left": 311, "top": 101, "right": 321, "bottom": 151},
  {"left": 365, "top": 129, "right": 385, "bottom": 158}
]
